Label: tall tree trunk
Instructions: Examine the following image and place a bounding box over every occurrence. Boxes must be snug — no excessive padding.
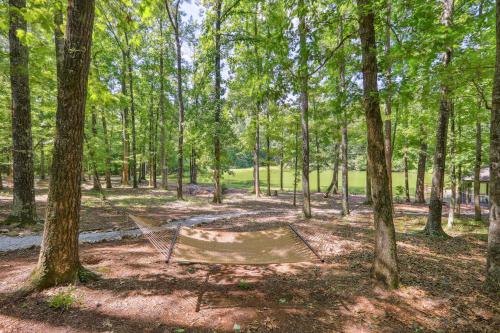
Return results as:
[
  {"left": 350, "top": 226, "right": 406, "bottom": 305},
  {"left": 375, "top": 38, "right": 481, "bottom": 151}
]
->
[
  {"left": 90, "top": 109, "right": 100, "bottom": 190},
  {"left": 101, "top": 114, "right": 112, "bottom": 188},
  {"left": 298, "top": 0, "right": 311, "bottom": 218},
  {"left": 40, "top": 142, "right": 45, "bottom": 180},
  {"left": 159, "top": 17, "right": 168, "bottom": 190},
  {"left": 384, "top": 0, "right": 393, "bottom": 201},
  {"left": 448, "top": 104, "right": 457, "bottom": 228},
  {"left": 293, "top": 121, "right": 299, "bottom": 207},
  {"left": 487, "top": 0, "right": 500, "bottom": 290},
  {"left": 456, "top": 165, "right": 462, "bottom": 217},
  {"left": 253, "top": 103, "right": 261, "bottom": 196},
  {"left": 148, "top": 94, "right": 155, "bottom": 188},
  {"left": 280, "top": 138, "right": 284, "bottom": 191},
  {"left": 404, "top": 150, "right": 410, "bottom": 203},
  {"left": 7, "top": 0, "right": 37, "bottom": 224},
  {"left": 425, "top": 0, "right": 453, "bottom": 237},
  {"left": 166, "top": 2, "right": 185, "bottom": 200},
  {"left": 266, "top": 107, "right": 271, "bottom": 196},
  {"left": 190, "top": 147, "right": 197, "bottom": 184},
  {"left": 212, "top": 0, "right": 222, "bottom": 204},
  {"left": 125, "top": 34, "right": 138, "bottom": 189},
  {"left": 339, "top": 20, "right": 349, "bottom": 216},
  {"left": 358, "top": 0, "right": 399, "bottom": 289},
  {"left": 120, "top": 51, "right": 130, "bottom": 186},
  {"left": 315, "top": 131, "right": 320, "bottom": 193},
  {"left": 34, "top": 0, "right": 95, "bottom": 289},
  {"left": 415, "top": 138, "right": 427, "bottom": 203},
  {"left": 341, "top": 122, "right": 349, "bottom": 215},
  {"left": 474, "top": 118, "right": 482, "bottom": 221}
]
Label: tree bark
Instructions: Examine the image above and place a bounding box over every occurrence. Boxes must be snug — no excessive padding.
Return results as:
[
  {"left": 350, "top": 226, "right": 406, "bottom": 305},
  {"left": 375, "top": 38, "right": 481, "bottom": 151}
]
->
[
  {"left": 125, "top": 33, "right": 138, "bottom": 189},
  {"left": 120, "top": 51, "right": 130, "bottom": 186},
  {"left": 33, "top": 0, "right": 95, "bottom": 289},
  {"left": 298, "top": 0, "right": 311, "bottom": 218},
  {"left": 212, "top": 0, "right": 222, "bottom": 204},
  {"left": 384, "top": 0, "right": 393, "bottom": 201},
  {"left": 425, "top": 0, "right": 453, "bottom": 237},
  {"left": 253, "top": 102, "right": 261, "bottom": 196},
  {"left": 7, "top": 0, "right": 37, "bottom": 224},
  {"left": 148, "top": 95, "right": 155, "bottom": 188},
  {"left": 315, "top": 131, "right": 320, "bottom": 193},
  {"left": 90, "top": 109, "right": 100, "bottom": 190},
  {"left": 474, "top": 118, "right": 482, "bottom": 221},
  {"left": 293, "top": 121, "right": 299, "bottom": 207},
  {"left": 101, "top": 114, "right": 112, "bottom": 188},
  {"left": 487, "top": 0, "right": 500, "bottom": 290},
  {"left": 339, "top": 19, "right": 349, "bottom": 216},
  {"left": 365, "top": 166, "right": 373, "bottom": 204},
  {"left": 415, "top": 138, "right": 427, "bottom": 203},
  {"left": 159, "top": 16, "right": 168, "bottom": 190},
  {"left": 358, "top": 0, "right": 399, "bottom": 289},
  {"left": 448, "top": 104, "right": 457, "bottom": 228},
  {"left": 40, "top": 141, "right": 45, "bottom": 180},
  {"left": 266, "top": 106, "right": 271, "bottom": 196},
  {"left": 404, "top": 150, "right": 410, "bottom": 203},
  {"left": 165, "top": 1, "right": 185, "bottom": 200}
]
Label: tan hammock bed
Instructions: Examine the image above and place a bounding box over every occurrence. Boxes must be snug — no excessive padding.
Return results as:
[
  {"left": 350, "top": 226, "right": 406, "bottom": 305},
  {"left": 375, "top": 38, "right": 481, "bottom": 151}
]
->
[{"left": 129, "top": 215, "right": 322, "bottom": 265}]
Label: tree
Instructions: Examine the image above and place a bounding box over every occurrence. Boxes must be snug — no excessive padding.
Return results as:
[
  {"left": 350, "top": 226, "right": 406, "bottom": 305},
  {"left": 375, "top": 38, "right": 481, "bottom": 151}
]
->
[
  {"left": 6, "top": 0, "right": 37, "bottom": 224},
  {"left": 358, "top": 0, "right": 399, "bottom": 289},
  {"left": 32, "top": 0, "right": 96, "bottom": 289},
  {"left": 165, "top": 0, "right": 186, "bottom": 200},
  {"left": 487, "top": 0, "right": 500, "bottom": 291},
  {"left": 298, "top": 0, "right": 311, "bottom": 218},
  {"left": 424, "top": 0, "right": 454, "bottom": 237}
]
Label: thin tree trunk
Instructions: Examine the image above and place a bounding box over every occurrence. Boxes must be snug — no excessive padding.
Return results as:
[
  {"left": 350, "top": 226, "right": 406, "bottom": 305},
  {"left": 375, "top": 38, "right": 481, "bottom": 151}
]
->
[
  {"left": 341, "top": 123, "right": 349, "bottom": 215},
  {"left": 358, "top": 0, "right": 399, "bottom": 289},
  {"left": 415, "top": 138, "right": 427, "bottom": 203},
  {"left": 298, "top": 0, "right": 311, "bottom": 218},
  {"left": 474, "top": 118, "right": 482, "bottom": 221},
  {"left": 457, "top": 165, "right": 462, "bottom": 217},
  {"left": 253, "top": 102, "right": 261, "bottom": 196},
  {"left": 339, "top": 20, "right": 349, "bottom": 216},
  {"left": 266, "top": 106, "right": 271, "bottom": 196},
  {"left": 315, "top": 131, "right": 320, "bottom": 193},
  {"left": 404, "top": 150, "right": 410, "bottom": 203},
  {"left": 384, "top": 0, "right": 393, "bottom": 201},
  {"left": 40, "top": 142, "right": 45, "bottom": 180},
  {"left": 293, "top": 121, "right": 299, "bottom": 207},
  {"left": 101, "top": 114, "right": 112, "bottom": 188},
  {"left": 120, "top": 51, "right": 130, "bottom": 186},
  {"left": 212, "top": 0, "right": 222, "bottom": 204},
  {"left": 159, "top": 16, "right": 168, "bottom": 190},
  {"left": 7, "top": 0, "right": 37, "bottom": 224},
  {"left": 487, "top": 0, "right": 500, "bottom": 289},
  {"left": 448, "top": 104, "right": 457, "bottom": 228},
  {"left": 148, "top": 94, "right": 154, "bottom": 188},
  {"left": 425, "top": 0, "right": 453, "bottom": 237},
  {"left": 190, "top": 147, "right": 197, "bottom": 184},
  {"left": 90, "top": 109, "right": 100, "bottom": 190},
  {"left": 280, "top": 139, "right": 284, "bottom": 191},
  {"left": 34, "top": 0, "right": 95, "bottom": 289},
  {"left": 125, "top": 33, "right": 137, "bottom": 189},
  {"left": 165, "top": 1, "right": 185, "bottom": 200}
]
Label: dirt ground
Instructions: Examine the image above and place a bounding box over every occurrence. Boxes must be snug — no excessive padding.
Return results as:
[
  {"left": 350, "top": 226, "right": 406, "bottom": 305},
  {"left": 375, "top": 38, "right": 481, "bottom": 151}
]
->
[{"left": 0, "top": 178, "right": 499, "bottom": 332}]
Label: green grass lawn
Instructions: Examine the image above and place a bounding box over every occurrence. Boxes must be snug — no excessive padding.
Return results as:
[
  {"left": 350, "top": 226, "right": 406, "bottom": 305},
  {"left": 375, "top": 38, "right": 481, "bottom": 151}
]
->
[{"left": 199, "top": 166, "right": 432, "bottom": 196}]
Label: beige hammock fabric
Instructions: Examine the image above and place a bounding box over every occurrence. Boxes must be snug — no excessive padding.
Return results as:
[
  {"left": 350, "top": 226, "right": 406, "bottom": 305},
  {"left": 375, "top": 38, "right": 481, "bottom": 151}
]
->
[
  {"left": 171, "top": 227, "right": 318, "bottom": 264},
  {"left": 128, "top": 214, "right": 320, "bottom": 264}
]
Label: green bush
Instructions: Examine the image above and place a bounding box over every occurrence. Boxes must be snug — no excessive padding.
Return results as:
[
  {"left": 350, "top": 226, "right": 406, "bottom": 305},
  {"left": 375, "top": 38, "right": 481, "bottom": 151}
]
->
[{"left": 47, "top": 288, "right": 76, "bottom": 310}]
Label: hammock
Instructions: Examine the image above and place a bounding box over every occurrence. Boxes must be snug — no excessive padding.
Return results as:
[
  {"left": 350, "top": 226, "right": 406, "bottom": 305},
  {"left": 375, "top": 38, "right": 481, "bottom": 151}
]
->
[{"left": 128, "top": 214, "right": 322, "bottom": 265}]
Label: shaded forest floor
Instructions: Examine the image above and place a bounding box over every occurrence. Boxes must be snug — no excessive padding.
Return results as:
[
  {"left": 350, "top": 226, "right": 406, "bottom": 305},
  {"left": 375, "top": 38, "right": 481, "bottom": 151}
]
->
[{"left": 0, "top": 177, "right": 498, "bottom": 332}]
